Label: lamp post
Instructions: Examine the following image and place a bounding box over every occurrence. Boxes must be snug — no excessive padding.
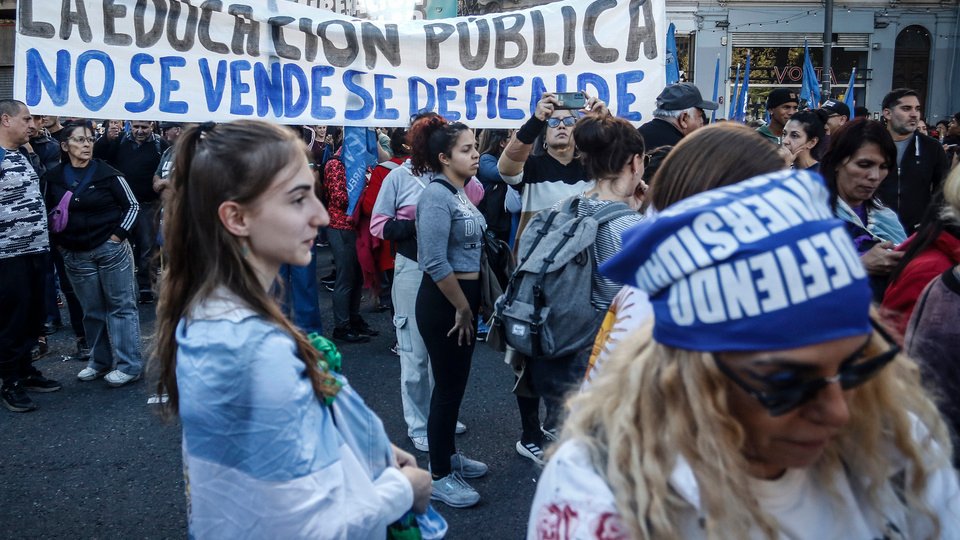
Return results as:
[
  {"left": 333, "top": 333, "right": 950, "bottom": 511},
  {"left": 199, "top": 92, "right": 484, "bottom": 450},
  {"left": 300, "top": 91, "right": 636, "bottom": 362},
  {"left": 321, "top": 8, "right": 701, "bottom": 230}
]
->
[{"left": 822, "top": 0, "right": 833, "bottom": 97}]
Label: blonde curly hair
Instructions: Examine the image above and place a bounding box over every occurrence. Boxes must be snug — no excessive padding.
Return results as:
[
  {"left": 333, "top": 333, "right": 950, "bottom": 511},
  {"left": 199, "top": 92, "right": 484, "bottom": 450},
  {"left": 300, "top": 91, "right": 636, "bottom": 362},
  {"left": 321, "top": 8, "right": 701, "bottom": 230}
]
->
[{"left": 560, "top": 318, "right": 953, "bottom": 539}]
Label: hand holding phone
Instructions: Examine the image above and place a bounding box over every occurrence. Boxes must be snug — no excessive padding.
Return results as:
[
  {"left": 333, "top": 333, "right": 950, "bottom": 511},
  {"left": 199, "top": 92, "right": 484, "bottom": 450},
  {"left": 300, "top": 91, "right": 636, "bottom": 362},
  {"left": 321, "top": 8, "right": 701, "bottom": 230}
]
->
[{"left": 555, "top": 92, "right": 586, "bottom": 110}]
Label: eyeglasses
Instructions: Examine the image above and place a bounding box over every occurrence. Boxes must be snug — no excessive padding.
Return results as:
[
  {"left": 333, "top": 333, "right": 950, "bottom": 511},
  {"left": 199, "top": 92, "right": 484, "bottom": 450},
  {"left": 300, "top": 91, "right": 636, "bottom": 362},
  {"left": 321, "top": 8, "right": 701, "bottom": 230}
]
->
[
  {"left": 713, "top": 319, "right": 900, "bottom": 417},
  {"left": 68, "top": 136, "right": 95, "bottom": 144},
  {"left": 546, "top": 116, "right": 577, "bottom": 129}
]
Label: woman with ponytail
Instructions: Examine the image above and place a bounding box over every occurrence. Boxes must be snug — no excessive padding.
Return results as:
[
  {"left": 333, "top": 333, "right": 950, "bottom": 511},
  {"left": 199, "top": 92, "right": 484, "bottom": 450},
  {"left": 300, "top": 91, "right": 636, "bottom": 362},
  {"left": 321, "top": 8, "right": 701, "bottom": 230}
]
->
[{"left": 152, "top": 120, "right": 431, "bottom": 538}]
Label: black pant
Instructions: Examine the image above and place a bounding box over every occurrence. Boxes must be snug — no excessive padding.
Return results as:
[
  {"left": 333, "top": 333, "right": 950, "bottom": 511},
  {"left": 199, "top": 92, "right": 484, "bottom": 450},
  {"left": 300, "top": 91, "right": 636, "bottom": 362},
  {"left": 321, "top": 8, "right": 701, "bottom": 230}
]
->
[
  {"left": 52, "top": 248, "right": 85, "bottom": 338},
  {"left": 0, "top": 253, "right": 47, "bottom": 384},
  {"left": 526, "top": 349, "right": 590, "bottom": 435},
  {"left": 416, "top": 276, "right": 480, "bottom": 477},
  {"left": 131, "top": 201, "right": 159, "bottom": 293},
  {"left": 327, "top": 228, "right": 362, "bottom": 329}
]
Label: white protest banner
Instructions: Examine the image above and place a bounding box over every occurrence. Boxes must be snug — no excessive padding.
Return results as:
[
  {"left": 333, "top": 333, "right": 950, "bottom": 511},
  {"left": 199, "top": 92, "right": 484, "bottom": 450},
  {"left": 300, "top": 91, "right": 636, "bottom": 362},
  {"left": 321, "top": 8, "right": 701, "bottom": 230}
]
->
[{"left": 15, "top": 0, "right": 665, "bottom": 127}]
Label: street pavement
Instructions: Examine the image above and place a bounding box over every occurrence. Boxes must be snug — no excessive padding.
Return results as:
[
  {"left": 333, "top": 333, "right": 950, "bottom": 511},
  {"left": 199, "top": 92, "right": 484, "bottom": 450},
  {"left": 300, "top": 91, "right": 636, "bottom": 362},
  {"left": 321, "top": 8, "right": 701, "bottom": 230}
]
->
[{"left": 0, "top": 252, "right": 541, "bottom": 539}]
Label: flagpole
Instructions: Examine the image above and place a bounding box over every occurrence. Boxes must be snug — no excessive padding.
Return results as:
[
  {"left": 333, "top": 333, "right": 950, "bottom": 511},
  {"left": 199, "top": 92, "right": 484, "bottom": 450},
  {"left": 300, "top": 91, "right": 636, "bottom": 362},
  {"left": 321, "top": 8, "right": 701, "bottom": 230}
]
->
[
  {"left": 822, "top": 0, "right": 834, "bottom": 96},
  {"left": 711, "top": 54, "right": 720, "bottom": 123}
]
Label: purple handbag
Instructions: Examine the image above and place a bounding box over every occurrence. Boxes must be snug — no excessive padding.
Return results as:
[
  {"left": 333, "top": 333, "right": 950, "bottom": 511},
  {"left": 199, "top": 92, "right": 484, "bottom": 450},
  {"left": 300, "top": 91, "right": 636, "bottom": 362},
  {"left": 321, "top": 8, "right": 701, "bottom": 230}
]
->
[{"left": 49, "top": 190, "right": 73, "bottom": 233}]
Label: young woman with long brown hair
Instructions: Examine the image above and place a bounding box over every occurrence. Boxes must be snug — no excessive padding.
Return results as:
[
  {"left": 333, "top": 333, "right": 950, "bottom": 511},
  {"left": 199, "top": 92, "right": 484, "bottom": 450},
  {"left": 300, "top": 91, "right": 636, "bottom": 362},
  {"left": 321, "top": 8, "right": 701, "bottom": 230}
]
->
[{"left": 152, "top": 120, "right": 431, "bottom": 537}]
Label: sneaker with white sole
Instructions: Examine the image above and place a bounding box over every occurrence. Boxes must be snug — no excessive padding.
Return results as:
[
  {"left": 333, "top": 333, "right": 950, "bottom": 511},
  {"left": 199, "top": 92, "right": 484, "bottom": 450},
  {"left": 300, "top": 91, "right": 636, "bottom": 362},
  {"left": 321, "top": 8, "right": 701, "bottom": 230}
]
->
[
  {"left": 411, "top": 436, "right": 429, "bottom": 452},
  {"left": 455, "top": 420, "right": 467, "bottom": 435},
  {"left": 516, "top": 441, "right": 545, "bottom": 465},
  {"left": 450, "top": 452, "right": 487, "bottom": 479},
  {"left": 104, "top": 370, "right": 141, "bottom": 387},
  {"left": 430, "top": 471, "right": 480, "bottom": 508},
  {"left": 77, "top": 367, "right": 107, "bottom": 381},
  {"left": 541, "top": 426, "right": 559, "bottom": 442}
]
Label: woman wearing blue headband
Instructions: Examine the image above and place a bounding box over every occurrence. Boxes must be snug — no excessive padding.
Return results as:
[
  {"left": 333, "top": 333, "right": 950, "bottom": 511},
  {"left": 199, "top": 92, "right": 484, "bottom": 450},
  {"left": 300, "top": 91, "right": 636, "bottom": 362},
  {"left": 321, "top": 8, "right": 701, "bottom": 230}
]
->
[{"left": 528, "top": 170, "right": 959, "bottom": 539}]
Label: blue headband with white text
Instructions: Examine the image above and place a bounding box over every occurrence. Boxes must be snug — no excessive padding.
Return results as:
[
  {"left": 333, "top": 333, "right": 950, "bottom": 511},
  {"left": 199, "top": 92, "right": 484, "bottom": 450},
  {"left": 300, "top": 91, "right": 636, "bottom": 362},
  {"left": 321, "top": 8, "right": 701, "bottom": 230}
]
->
[{"left": 601, "top": 170, "right": 873, "bottom": 352}]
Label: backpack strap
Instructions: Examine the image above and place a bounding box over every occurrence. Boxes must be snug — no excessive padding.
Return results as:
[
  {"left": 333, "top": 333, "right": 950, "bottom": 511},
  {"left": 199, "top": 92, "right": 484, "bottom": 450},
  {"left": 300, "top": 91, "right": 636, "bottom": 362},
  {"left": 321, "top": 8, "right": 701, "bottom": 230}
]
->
[
  {"left": 379, "top": 160, "right": 400, "bottom": 171},
  {"left": 431, "top": 178, "right": 458, "bottom": 194},
  {"left": 590, "top": 201, "right": 636, "bottom": 225}
]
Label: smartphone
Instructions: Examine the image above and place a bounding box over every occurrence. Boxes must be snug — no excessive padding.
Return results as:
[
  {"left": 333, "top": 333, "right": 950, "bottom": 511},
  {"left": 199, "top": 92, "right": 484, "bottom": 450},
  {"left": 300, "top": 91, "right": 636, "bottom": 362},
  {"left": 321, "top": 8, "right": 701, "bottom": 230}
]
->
[{"left": 555, "top": 92, "right": 586, "bottom": 110}]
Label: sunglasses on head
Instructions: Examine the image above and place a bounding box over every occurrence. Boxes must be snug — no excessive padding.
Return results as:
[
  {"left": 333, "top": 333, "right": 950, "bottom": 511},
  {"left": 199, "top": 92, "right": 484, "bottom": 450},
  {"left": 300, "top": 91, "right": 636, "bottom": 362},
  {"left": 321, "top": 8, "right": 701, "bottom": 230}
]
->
[
  {"left": 714, "top": 319, "right": 900, "bottom": 417},
  {"left": 546, "top": 116, "right": 577, "bottom": 129}
]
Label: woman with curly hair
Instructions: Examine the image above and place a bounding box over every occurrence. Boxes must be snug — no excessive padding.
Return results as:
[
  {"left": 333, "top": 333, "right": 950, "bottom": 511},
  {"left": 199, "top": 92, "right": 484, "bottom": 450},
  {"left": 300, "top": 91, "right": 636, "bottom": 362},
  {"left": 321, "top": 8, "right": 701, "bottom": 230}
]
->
[{"left": 528, "top": 169, "right": 959, "bottom": 539}]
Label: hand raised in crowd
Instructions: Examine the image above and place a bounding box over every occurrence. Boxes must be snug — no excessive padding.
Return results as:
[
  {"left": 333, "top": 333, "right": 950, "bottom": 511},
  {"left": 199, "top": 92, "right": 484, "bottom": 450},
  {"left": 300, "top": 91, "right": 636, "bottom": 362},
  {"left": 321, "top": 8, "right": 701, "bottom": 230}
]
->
[
  {"left": 582, "top": 94, "right": 608, "bottom": 117},
  {"left": 393, "top": 445, "right": 432, "bottom": 514},
  {"left": 107, "top": 123, "right": 120, "bottom": 140},
  {"left": 861, "top": 241, "right": 904, "bottom": 275},
  {"left": 533, "top": 93, "right": 559, "bottom": 121},
  {"left": 448, "top": 304, "right": 475, "bottom": 347}
]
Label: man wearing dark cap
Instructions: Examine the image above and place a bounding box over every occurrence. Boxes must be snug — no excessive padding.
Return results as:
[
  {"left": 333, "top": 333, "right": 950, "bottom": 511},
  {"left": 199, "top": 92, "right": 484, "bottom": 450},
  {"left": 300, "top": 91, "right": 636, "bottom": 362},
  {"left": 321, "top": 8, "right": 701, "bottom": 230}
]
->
[
  {"left": 159, "top": 122, "right": 183, "bottom": 144},
  {"left": 757, "top": 88, "right": 799, "bottom": 144},
  {"left": 637, "top": 83, "right": 719, "bottom": 150},
  {"left": 818, "top": 99, "right": 850, "bottom": 135}
]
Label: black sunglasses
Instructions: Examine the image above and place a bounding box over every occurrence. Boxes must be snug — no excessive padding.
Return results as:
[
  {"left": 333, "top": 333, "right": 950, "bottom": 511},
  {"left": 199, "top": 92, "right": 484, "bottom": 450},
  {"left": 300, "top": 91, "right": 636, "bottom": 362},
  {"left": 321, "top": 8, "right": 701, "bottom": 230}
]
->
[
  {"left": 546, "top": 116, "right": 577, "bottom": 129},
  {"left": 714, "top": 319, "right": 900, "bottom": 417}
]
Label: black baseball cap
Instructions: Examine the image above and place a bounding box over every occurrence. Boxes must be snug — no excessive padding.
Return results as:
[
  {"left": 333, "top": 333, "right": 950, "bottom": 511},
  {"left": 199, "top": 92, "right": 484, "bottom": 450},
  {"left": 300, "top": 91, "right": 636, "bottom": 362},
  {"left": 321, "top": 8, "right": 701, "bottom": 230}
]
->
[
  {"left": 656, "top": 83, "right": 719, "bottom": 111},
  {"left": 820, "top": 99, "right": 850, "bottom": 118},
  {"left": 767, "top": 89, "right": 800, "bottom": 109},
  {"left": 159, "top": 122, "right": 183, "bottom": 130}
]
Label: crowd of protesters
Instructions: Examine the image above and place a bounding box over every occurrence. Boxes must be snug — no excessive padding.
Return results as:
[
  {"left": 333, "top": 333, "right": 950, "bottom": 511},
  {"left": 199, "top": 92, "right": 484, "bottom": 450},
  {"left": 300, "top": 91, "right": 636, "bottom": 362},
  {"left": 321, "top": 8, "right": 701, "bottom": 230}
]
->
[{"left": 2, "top": 79, "right": 960, "bottom": 538}]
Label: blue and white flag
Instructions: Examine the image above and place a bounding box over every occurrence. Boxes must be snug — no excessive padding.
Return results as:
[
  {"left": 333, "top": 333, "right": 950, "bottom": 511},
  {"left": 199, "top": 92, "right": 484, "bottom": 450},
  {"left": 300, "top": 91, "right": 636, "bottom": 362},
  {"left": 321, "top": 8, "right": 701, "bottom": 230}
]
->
[
  {"left": 734, "top": 53, "right": 751, "bottom": 123},
  {"left": 665, "top": 23, "right": 680, "bottom": 85},
  {"left": 843, "top": 67, "right": 857, "bottom": 110},
  {"left": 800, "top": 40, "right": 821, "bottom": 108},
  {"left": 728, "top": 63, "right": 741, "bottom": 120},
  {"left": 343, "top": 127, "right": 378, "bottom": 217}
]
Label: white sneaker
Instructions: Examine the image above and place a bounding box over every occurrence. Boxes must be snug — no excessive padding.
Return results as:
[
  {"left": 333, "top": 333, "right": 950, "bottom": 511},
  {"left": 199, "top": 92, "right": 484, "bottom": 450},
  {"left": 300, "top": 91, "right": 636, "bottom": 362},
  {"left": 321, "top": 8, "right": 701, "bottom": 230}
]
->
[
  {"left": 104, "top": 370, "right": 141, "bottom": 387},
  {"left": 411, "top": 436, "right": 429, "bottom": 452},
  {"left": 541, "top": 426, "right": 559, "bottom": 442},
  {"left": 455, "top": 420, "right": 467, "bottom": 435},
  {"left": 77, "top": 367, "right": 106, "bottom": 381},
  {"left": 516, "top": 441, "right": 545, "bottom": 465}
]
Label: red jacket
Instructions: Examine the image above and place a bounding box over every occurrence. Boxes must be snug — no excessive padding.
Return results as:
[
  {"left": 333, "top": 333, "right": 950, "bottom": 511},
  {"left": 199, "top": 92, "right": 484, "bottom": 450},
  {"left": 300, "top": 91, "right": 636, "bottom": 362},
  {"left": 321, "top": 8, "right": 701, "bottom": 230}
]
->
[{"left": 882, "top": 230, "right": 960, "bottom": 338}]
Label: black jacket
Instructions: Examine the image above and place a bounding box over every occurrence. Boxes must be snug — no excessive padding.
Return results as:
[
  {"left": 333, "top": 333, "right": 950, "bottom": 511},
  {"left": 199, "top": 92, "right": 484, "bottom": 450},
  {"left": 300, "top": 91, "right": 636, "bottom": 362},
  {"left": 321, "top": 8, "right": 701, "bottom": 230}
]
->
[
  {"left": 637, "top": 118, "right": 683, "bottom": 151},
  {"left": 94, "top": 133, "right": 169, "bottom": 203},
  {"left": 876, "top": 131, "right": 949, "bottom": 233},
  {"left": 42, "top": 160, "right": 139, "bottom": 252}
]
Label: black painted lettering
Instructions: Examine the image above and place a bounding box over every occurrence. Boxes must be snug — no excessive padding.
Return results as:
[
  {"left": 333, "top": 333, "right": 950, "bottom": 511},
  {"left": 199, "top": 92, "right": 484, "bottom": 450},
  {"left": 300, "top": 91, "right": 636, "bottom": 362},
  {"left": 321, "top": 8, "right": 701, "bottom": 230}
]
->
[
  {"left": 493, "top": 14, "right": 527, "bottom": 69},
  {"left": 456, "top": 18, "right": 490, "bottom": 71},
  {"left": 135, "top": 0, "right": 167, "bottom": 48},
  {"left": 103, "top": 0, "right": 133, "bottom": 46},
  {"left": 19, "top": 0, "right": 56, "bottom": 39},
  {"left": 269, "top": 17, "right": 300, "bottom": 60},
  {"left": 626, "top": 0, "right": 658, "bottom": 61},
  {"left": 318, "top": 20, "right": 359, "bottom": 68},
  {"left": 423, "top": 23, "right": 455, "bottom": 70},
  {"left": 60, "top": 0, "right": 93, "bottom": 42},
  {"left": 561, "top": 6, "right": 576, "bottom": 65},
  {"left": 361, "top": 22, "right": 400, "bottom": 70},
  {"left": 530, "top": 11, "right": 557, "bottom": 66},
  {"left": 167, "top": 2, "right": 199, "bottom": 52},
  {"left": 199, "top": 1, "right": 229, "bottom": 54},
  {"left": 300, "top": 18, "right": 318, "bottom": 62},
  {"left": 583, "top": 0, "right": 617, "bottom": 63},
  {"left": 228, "top": 4, "right": 260, "bottom": 57}
]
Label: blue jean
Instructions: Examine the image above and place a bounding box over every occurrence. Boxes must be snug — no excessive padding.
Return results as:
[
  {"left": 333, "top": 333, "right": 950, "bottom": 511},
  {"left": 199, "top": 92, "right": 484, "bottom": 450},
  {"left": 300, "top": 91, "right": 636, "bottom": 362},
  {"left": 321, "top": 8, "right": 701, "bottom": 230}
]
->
[
  {"left": 278, "top": 246, "right": 324, "bottom": 335},
  {"left": 60, "top": 240, "right": 143, "bottom": 376}
]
